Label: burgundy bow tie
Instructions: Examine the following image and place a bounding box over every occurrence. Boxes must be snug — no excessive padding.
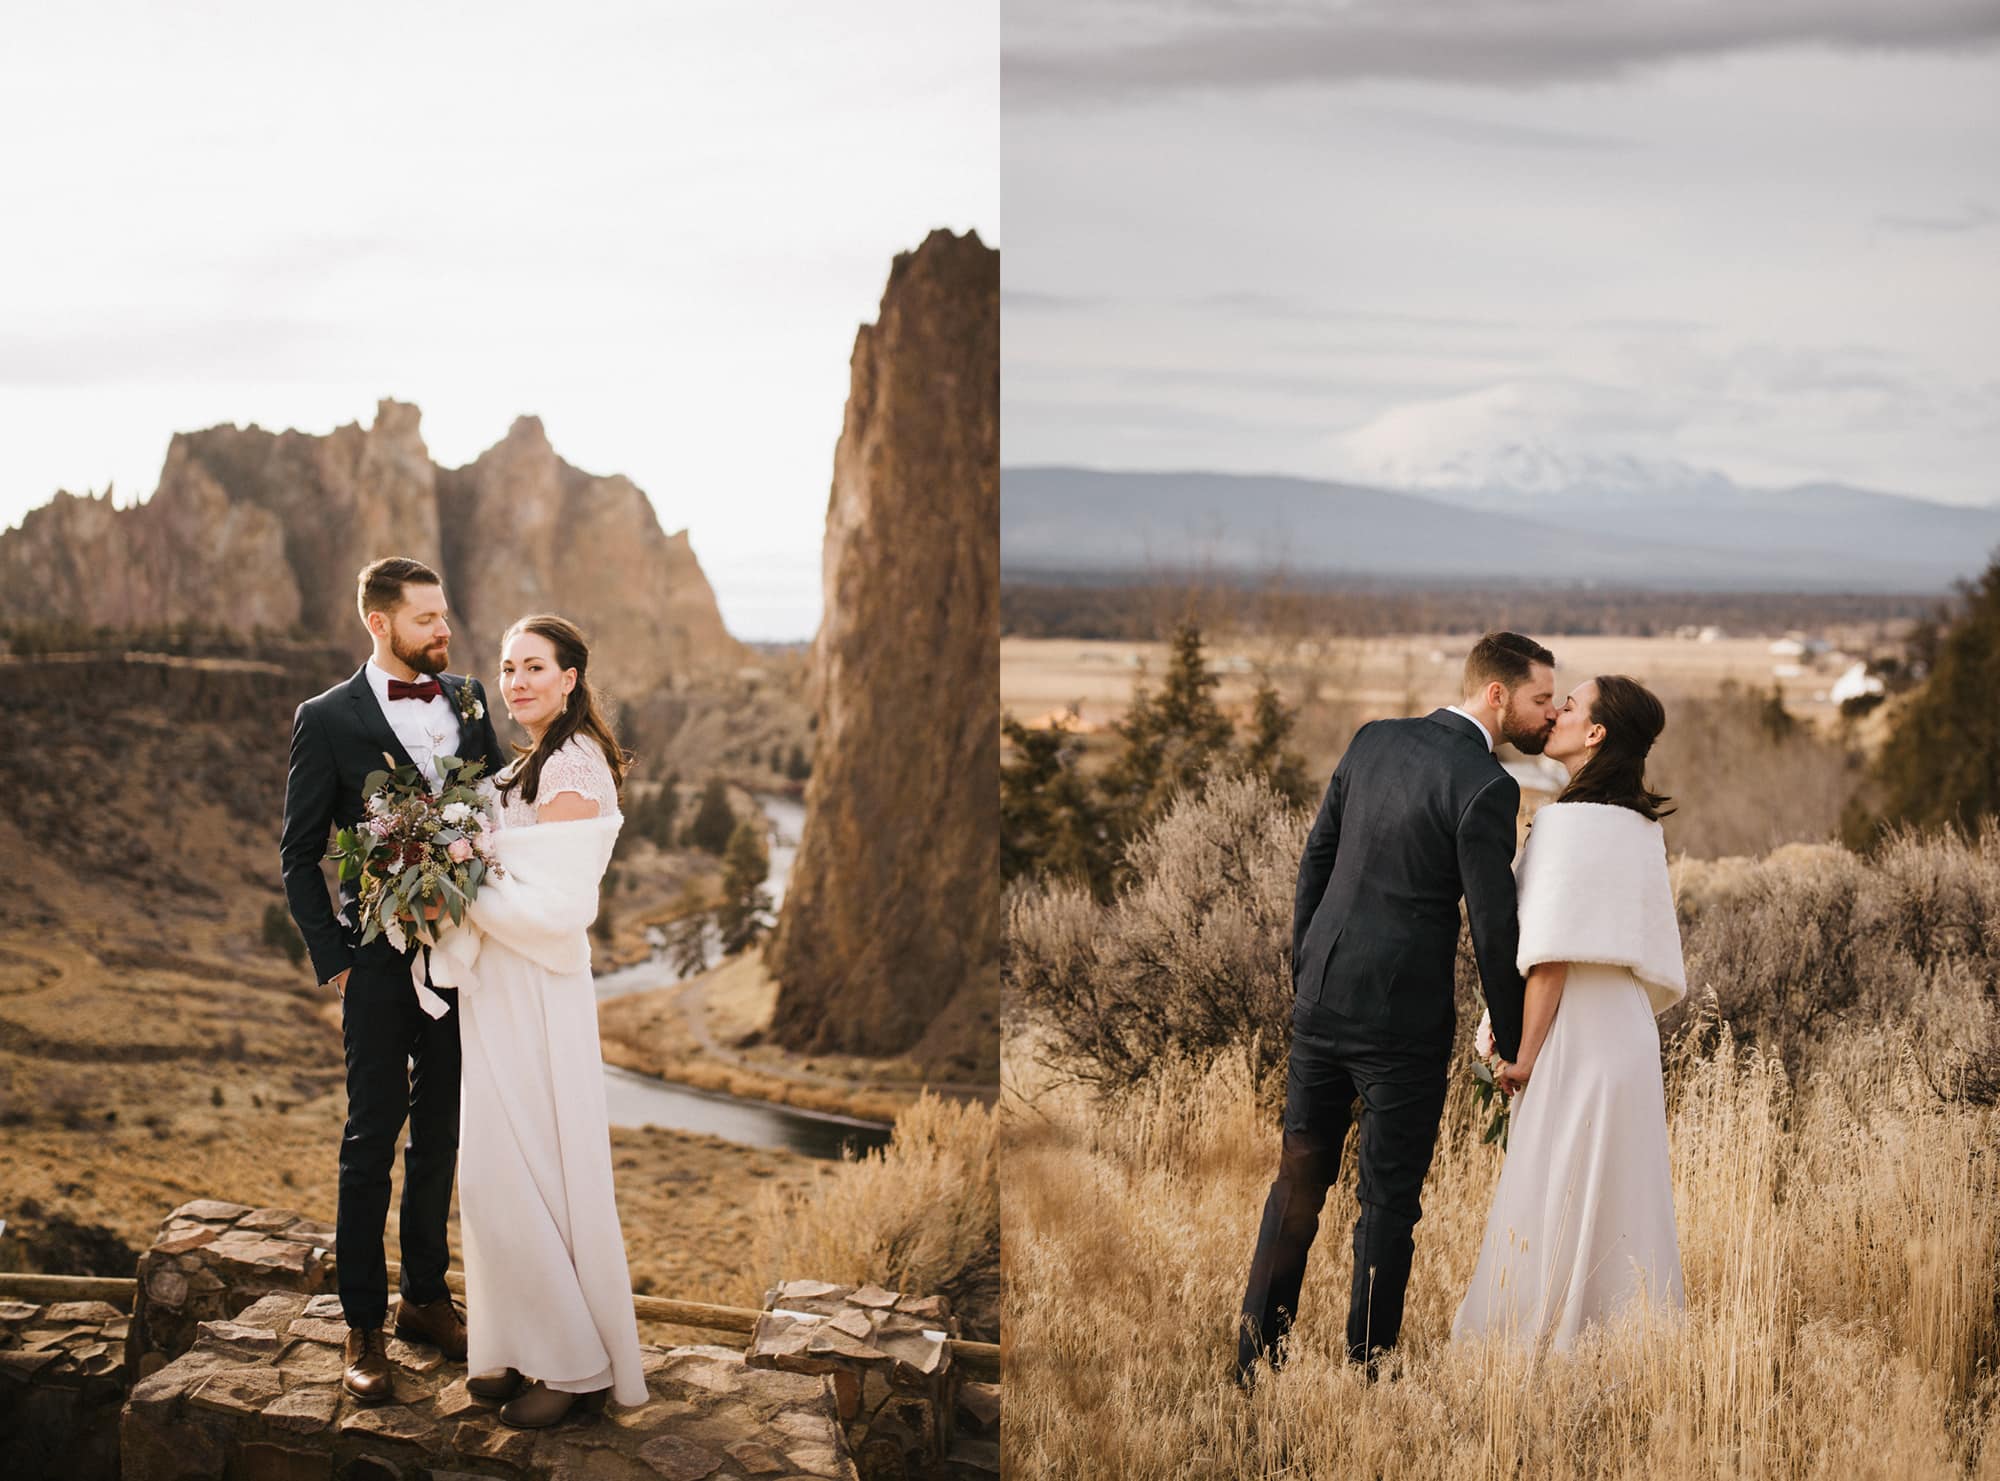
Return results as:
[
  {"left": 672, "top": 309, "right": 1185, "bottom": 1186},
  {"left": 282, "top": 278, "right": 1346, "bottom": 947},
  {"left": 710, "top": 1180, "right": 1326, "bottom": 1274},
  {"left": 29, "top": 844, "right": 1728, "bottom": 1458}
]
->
[{"left": 387, "top": 677, "right": 444, "bottom": 702}]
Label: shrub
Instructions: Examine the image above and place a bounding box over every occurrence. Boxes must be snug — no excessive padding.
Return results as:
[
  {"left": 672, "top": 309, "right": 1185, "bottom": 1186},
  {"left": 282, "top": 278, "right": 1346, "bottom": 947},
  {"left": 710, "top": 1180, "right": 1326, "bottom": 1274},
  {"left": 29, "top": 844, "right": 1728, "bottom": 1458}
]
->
[
  {"left": 261, "top": 902, "right": 306, "bottom": 967},
  {"left": 1007, "top": 773, "right": 1306, "bottom": 1092}
]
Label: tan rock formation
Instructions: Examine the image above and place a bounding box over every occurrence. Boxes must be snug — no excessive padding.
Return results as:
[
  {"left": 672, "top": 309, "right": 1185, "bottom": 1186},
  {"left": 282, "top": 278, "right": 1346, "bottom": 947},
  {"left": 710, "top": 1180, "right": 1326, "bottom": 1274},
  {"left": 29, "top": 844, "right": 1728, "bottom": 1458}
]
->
[
  {"left": 766, "top": 230, "right": 1000, "bottom": 1061},
  {"left": 0, "top": 400, "right": 745, "bottom": 695},
  {"left": 436, "top": 415, "right": 744, "bottom": 698}
]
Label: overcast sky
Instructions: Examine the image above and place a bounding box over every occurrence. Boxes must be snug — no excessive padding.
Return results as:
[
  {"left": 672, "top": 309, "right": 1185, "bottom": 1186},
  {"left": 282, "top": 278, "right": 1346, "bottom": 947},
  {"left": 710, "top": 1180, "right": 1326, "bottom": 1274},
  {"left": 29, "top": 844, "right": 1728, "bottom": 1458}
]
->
[
  {"left": 1003, "top": 0, "right": 2000, "bottom": 506},
  {"left": 0, "top": 1, "right": 998, "bottom": 641}
]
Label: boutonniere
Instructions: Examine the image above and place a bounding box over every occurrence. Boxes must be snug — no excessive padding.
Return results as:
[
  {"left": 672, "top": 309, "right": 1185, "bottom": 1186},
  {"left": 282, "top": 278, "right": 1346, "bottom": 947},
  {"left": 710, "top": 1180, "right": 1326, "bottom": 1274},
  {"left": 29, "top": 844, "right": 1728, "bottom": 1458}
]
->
[{"left": 450, "top": 679, "right": 485, "bottom": 724}]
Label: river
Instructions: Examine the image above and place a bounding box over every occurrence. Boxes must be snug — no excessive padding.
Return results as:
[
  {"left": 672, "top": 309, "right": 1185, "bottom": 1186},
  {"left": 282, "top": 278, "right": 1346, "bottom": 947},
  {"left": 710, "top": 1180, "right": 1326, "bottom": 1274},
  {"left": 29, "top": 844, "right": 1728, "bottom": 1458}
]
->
[{"left": 596, "top": 792, "right": 893, "bottom": 1160}]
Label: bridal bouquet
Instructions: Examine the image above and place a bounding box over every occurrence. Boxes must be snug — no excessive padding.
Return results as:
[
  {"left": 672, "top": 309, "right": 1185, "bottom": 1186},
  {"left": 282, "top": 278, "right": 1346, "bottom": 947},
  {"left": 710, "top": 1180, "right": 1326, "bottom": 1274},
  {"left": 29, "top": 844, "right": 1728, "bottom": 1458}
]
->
[
  {"left": 1469, "top": 1009, "right": 1511, "bottom": 1150},
  {"left": 327, "top": 753, "right": 502, "bottom": 953}
]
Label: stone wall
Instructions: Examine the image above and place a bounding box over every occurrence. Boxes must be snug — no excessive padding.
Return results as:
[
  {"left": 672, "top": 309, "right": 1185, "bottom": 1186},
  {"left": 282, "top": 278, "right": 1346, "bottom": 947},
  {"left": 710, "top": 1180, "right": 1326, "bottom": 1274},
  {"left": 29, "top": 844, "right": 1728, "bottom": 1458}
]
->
[
  {"left": 3, "top": 1199, "right": 1001, "bottom": 1480},
  {"left": 123, "top": 1289, "right": 861, "bottom": 1481},
  {"left": 128, "top": 1198, "right": 335, "bottom": 1378},
  {"left": 0, "top": 1296, "right": 128, "bottom": 1481}
]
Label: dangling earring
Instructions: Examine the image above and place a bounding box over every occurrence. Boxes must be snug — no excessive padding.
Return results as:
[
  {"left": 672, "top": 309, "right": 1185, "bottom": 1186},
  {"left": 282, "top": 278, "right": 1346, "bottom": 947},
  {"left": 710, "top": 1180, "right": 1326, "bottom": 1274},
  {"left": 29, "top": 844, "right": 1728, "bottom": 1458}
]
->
[{"left": 560, "top": 690, "right": 570, "bottom": 717}]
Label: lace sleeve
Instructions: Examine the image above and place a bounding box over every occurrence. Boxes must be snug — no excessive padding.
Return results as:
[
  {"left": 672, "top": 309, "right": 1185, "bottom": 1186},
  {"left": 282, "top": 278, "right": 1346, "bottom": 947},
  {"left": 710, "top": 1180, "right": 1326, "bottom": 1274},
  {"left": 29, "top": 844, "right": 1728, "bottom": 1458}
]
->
[{"left": 535, "top": 737, "right": 617, "bottom": 816}]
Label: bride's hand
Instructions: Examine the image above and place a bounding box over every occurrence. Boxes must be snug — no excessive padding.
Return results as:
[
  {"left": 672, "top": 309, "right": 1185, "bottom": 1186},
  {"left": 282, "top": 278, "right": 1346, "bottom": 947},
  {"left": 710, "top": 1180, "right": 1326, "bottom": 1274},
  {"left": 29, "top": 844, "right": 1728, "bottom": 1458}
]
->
[{"left": 1497, "top": 1058, "right": 1533, "bottom": 1096}]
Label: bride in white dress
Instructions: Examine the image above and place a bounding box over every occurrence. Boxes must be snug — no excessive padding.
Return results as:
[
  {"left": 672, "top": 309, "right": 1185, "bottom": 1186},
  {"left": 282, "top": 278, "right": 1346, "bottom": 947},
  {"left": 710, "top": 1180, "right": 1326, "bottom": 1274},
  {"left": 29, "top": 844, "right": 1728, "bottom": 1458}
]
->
[
  {"left": 428, "top": 613, "right": 648, "bottom": 1426},
  {"left": 1452, "top": 674, "right": 1688, "bottom": 1353}
]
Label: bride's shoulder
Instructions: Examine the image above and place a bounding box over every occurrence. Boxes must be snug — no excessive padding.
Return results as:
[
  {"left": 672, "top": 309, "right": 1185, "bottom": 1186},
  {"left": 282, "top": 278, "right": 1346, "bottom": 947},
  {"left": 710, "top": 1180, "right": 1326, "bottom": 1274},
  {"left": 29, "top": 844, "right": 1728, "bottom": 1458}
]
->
[
  {"left": 548, "top": 732, "right": 619, "bottom": 785},
  {"left": 1527, "top": 801, "right": 1664, "bottom": 854},
  {"left": 555, "top": 731, "right": 607, "bottom": 760}
]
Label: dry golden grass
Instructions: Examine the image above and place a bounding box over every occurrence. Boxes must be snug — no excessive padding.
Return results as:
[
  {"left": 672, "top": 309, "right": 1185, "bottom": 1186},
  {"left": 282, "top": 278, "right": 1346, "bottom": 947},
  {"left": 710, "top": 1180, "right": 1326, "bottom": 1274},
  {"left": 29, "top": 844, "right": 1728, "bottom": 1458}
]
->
[
  {"left": 1002, "top": 1027, "right": 2000, "bottom": 1478},
  {"left": 732, "top": 1092, "right": 1000, "bottom": 1340}
]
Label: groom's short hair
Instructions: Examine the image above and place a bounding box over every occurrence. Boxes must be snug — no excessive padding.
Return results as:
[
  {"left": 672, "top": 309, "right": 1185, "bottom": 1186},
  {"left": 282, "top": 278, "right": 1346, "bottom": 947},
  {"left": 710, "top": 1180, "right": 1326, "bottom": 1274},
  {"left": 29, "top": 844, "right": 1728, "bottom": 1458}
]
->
[
  {"left": 1463, "top": 630, "right": 1555, "bottom": 696},
  {"left": 357, "top": 556, "right": 444, "bottom": 618}
]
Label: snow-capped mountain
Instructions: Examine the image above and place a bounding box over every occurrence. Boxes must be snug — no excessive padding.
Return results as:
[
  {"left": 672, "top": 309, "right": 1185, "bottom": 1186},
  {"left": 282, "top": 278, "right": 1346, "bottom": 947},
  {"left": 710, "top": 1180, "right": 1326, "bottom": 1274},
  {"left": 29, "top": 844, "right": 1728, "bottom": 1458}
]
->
[{"left": 1000, "top": 464, "right": 2000, "bottom": 593}]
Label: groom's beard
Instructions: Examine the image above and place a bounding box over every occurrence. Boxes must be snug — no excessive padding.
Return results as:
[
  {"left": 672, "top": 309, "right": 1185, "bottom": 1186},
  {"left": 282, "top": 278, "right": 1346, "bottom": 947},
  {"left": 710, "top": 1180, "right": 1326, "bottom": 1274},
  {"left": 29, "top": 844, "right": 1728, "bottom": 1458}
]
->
[
  {"left": 1500, "top": 705, "right": 1555, "bottom": 755},
  {"left": 392, "top": 631, "right": 450, "bottom": 677}
]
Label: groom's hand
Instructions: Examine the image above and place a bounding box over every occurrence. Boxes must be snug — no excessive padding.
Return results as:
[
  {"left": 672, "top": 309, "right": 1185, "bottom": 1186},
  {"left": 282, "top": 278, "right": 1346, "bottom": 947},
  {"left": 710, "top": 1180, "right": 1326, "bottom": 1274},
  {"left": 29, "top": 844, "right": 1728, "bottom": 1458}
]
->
[{"left": 328, "top": 968, "right": 351, "bottom": 999}]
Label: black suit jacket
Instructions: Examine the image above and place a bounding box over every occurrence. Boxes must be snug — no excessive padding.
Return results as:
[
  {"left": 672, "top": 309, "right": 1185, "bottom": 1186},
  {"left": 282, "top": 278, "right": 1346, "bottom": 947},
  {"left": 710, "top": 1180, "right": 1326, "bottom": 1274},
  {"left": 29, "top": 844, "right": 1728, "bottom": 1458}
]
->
[
  {"left": 1290, "top": 708, "right": 1527, "bottom": 1060},
  {"left": 279, "top": 666, "right": 505, "bottom": 985}
]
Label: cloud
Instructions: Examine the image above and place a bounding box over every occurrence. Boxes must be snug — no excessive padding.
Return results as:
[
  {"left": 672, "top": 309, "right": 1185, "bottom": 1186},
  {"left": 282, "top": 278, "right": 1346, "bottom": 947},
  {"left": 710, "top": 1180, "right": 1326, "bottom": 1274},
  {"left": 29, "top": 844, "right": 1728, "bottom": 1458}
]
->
[
  {"left": 1193, "top": 292, "right": 1519, "bottom": 331},
  {"left": 1355, "top": 103, "right": 1637, "bottom": 153},
  {"left": 1002, "top": 289, "right": 1108, "bottom": 312},
  {"left": 1005, "top": 0, "right": 2000, "bottom": 104},
  {"left": 1876, "top": 201, "right": 2000, "bottom": 234}
]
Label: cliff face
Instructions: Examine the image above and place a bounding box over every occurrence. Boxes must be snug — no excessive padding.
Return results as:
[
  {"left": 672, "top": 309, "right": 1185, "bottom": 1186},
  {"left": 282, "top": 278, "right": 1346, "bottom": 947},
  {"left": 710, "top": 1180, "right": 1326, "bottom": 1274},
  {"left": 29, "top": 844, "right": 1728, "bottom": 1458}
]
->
[
  {"left": 766, "top": 230, "right": 1000, "bottom": 1064},
  {"left": 0, "top": 400, "right": 744, "bottom": 695},
  {"left": 436, "top": 416, "right": 742, "bottom": 699}
]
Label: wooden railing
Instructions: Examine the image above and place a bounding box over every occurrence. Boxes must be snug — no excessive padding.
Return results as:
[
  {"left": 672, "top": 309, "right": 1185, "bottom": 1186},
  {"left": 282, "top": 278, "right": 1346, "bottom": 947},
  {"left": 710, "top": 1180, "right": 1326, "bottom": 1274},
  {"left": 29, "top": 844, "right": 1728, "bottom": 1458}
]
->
[{"left": 0, "top": 1270, "right": 1001, "bottom": 1381}]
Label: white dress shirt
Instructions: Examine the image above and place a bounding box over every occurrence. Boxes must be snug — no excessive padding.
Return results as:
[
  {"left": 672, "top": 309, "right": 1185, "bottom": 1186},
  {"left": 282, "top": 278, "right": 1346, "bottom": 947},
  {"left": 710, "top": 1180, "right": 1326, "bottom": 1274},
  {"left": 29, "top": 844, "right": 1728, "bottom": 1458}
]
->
[
  {"left": 1445, "top": 703, "right": 1495, "bottom": 752},
  {"left": 365, "top": 659, "right": 462, "bottom": 791}
]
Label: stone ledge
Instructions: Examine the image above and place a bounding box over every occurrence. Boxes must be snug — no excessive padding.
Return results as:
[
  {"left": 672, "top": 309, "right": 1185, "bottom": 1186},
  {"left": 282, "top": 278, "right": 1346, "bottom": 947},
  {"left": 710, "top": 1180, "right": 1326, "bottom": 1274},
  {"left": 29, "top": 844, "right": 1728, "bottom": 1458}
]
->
[
  {"left": 121, "top": 1289, "right": 860, "bottom": 1481},
  {"left": 749, "top": 1281, "right": 963, "bottom": 1476},
  {"left": 0, "top": 1296, "right": 130, "bottom": 1481}
]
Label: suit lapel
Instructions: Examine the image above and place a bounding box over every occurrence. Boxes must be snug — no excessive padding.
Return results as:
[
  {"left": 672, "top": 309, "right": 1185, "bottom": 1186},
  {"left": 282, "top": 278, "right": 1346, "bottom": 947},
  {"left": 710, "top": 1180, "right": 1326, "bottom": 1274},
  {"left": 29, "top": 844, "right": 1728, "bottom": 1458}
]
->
[
  {"left": 346, "top": 666, "right": 420, "bottom": 774},
  {"left": 437, "top": 673, "right": 486, "bottom": 766}
]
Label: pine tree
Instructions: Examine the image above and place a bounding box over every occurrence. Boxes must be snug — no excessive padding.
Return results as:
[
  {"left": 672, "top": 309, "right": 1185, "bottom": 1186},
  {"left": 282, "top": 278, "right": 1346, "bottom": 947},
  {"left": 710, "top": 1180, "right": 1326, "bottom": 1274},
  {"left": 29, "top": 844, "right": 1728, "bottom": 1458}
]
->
[
  {"left": 666, "top": 886, "right": 711, "bottom": 977},
  {"left": 683, "top": 778, "right": 736, "bottom": 855},
  {"left": 1001, "top": 622, "right": 1319, "bottom": 900},
  {"left": 1241, "top": 678, "right": 1314, "bottom": 807},
  {"left": 1097, "top": 620, "right": 1235, "bottom": 849},
  {"left": 1000, "top": 714, "right": 1113, "bottom": 899},
  {"left": 651, "top": 773, "right": 681, "bottom": 847},
  {"left": 1870, "top": 554, "right": 2000, "bottom": 834},
  {"left": 715, "top": 819, "right": 775, "bottom": 955}
]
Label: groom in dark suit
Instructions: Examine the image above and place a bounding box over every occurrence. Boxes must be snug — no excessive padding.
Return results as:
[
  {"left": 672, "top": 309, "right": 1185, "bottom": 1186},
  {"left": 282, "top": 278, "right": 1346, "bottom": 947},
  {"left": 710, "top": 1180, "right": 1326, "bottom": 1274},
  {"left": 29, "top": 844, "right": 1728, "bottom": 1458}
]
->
[
  {"left": 280, "top": 556, "right": 504, "bottom": 1401},
  {"left": 1236, "top": 631, "right": 1558, "bottom": 1383}
]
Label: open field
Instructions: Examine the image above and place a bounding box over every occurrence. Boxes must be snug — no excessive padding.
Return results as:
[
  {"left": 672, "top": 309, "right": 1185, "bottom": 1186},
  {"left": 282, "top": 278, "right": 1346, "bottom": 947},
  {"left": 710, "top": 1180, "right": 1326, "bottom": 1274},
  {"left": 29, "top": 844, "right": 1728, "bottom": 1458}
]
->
[{"left": 1003, "top": 632, "right": 1885, "bottom": 736}]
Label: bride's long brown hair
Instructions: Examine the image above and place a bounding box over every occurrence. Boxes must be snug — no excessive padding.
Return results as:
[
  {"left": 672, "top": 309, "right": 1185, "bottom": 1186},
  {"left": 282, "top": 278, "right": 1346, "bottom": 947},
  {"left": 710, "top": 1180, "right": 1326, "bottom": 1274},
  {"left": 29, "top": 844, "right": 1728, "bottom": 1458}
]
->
[
  {"left": 495, "top": 614, "right": 630, "bottom": 806},
  {"left": 1555, "top": 673, "right": 1675, "bottom": 821}
]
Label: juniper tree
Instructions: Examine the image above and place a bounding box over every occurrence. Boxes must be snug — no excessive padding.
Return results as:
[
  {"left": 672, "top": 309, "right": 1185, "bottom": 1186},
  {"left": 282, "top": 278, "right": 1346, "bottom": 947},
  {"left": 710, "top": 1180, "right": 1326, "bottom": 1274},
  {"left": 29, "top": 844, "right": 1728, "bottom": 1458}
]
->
[{"left": 715, "top": 819, "right": 775, "bottom": 955}]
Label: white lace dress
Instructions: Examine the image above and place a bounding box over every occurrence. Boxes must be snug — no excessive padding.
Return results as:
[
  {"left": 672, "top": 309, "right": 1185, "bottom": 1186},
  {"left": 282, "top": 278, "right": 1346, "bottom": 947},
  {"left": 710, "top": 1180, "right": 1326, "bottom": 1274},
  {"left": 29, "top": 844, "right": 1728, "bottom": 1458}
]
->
[{"left": 456, "top": 736, "right": 647, "bottom": 1404}]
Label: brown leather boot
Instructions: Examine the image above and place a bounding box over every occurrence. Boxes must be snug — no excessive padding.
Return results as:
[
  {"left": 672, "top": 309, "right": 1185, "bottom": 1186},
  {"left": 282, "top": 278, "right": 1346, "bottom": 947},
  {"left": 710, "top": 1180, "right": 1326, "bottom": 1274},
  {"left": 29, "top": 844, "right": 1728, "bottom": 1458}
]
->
[
  {"left": 467, "top": 1367, "right": 524, "bottom": 1402},
  {"left": 391, "top": 1294, "right": 468, "bottom": 1360},
  {"left": 499, "top": 1379, "right": 609, "bottom": 1429},
  {"left": 343, "top": 1327, "right": 393, "bottom": 1403}
]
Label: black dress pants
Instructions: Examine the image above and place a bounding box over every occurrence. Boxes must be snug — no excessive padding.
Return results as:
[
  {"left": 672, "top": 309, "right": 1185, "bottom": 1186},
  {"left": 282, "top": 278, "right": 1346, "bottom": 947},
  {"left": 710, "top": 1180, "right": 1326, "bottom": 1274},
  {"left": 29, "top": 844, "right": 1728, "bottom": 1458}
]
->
[
  {"left": 1237, "top": 999, "right": 1450, "bottom": 1376},
  {"left": 336, "top": 947, "right": 460, "bottom": 1331}
]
